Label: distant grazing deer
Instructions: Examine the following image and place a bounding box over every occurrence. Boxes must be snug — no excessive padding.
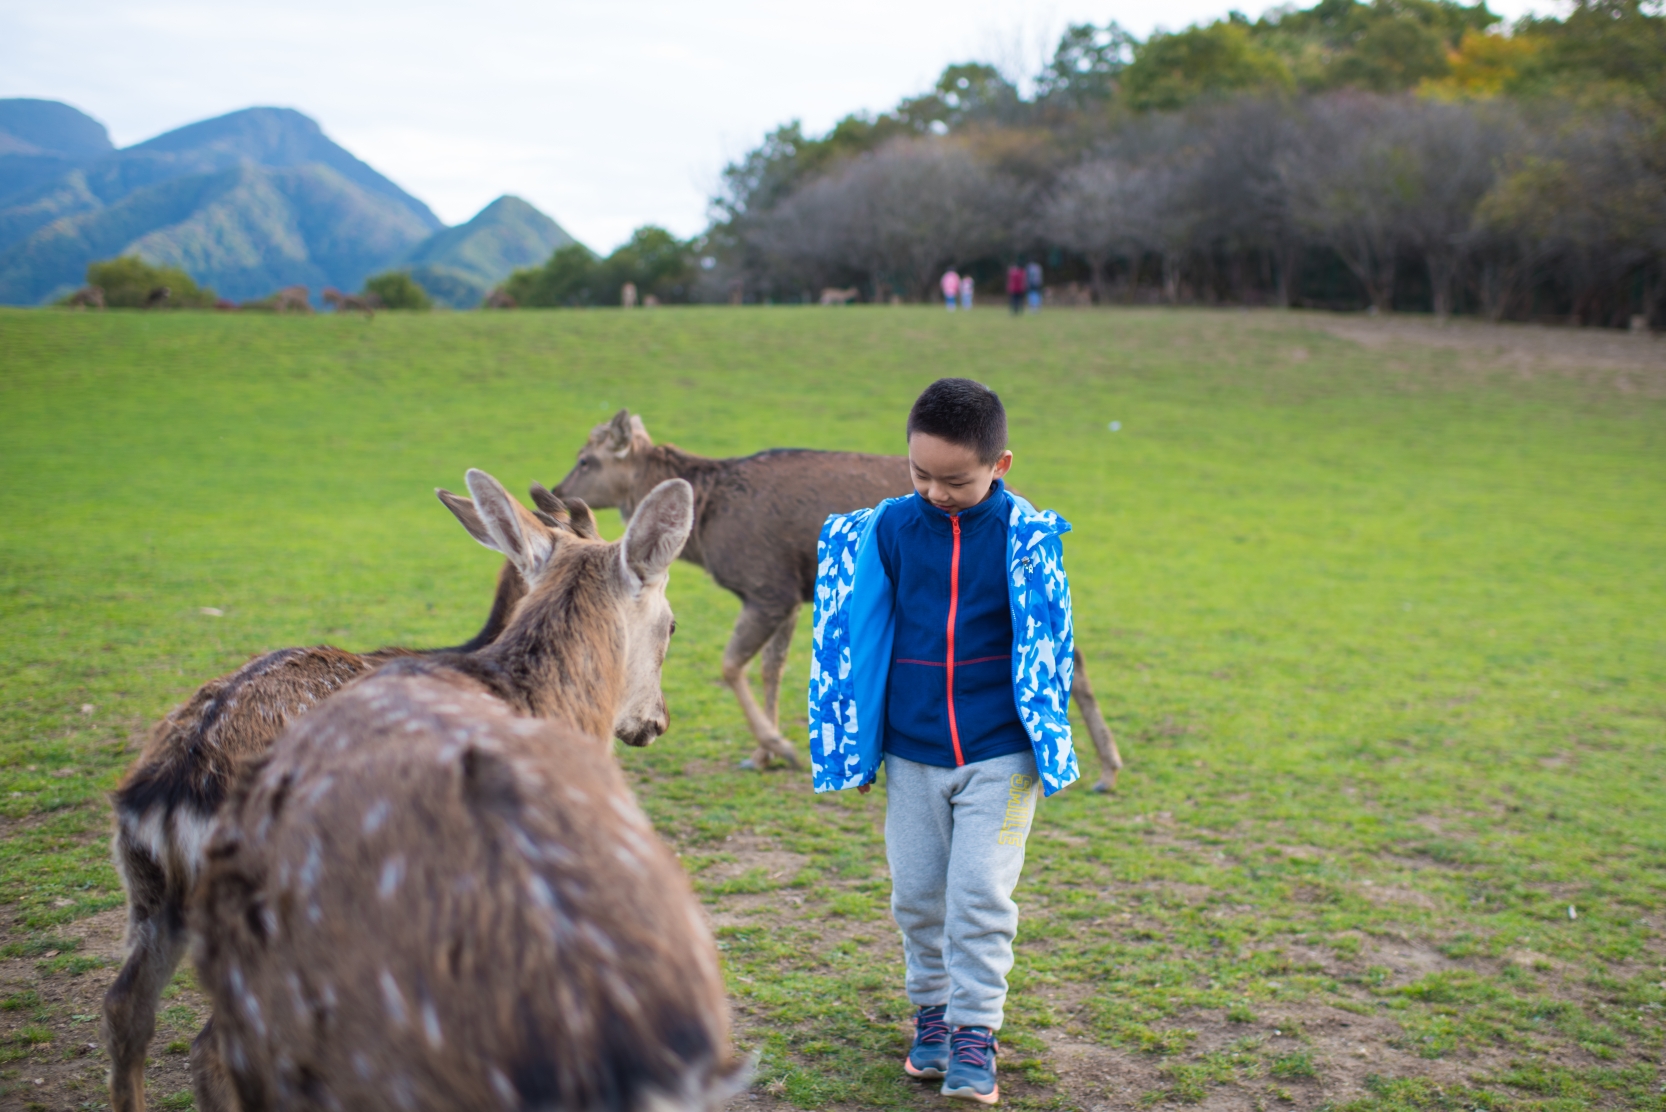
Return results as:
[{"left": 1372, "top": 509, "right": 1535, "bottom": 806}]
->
[
  {"left": 145, "top": 286, "right": 171, "bottom": 308},
  {"left": 65, "top": 285, "right": 105, "bottom": 309},
  {"left": 191, "top": 471, "right": 744, "bottom": 1112},
  {"left": 270, "top": 285, "right": 311, "bottom": 313},
  {"left": 820, "top": 286, "right": 859, "bottom": 305},
  {"left": 101, "top": 502, "right": 553, "bottom": 1112},
  {"left": 321, "top": 286, "right": 379, "bottom": 316},
  {"left": 550, "top": 410, "right": 1123, "bottom": 789}
]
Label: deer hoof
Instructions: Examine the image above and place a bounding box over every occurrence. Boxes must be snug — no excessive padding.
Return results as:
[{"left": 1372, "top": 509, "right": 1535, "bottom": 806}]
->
[{"left": 1091, "top": 778, "right": 1115, "bottom": 794}]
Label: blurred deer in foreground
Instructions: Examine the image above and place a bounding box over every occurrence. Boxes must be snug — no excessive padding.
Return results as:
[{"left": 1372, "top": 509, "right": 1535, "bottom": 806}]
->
[
  {"left": 551, "top": 410, "right": 1123, "bottom": 789},
  {"left": 102, "top": 506, "right": 543, "bottom": 1112},
  {"left": 191, "top": 472, "right": 745, "bottom": 1112}
]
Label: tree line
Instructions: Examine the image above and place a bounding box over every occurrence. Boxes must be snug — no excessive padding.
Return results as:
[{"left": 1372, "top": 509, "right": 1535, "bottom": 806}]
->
[{"left": 671, "top": 0, "right": 1663, "bottom": 327}]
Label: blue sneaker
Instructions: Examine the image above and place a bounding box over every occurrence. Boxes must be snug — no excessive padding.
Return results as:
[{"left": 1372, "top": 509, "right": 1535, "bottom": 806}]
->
[
  {"left": 941, "top": 1026, "right": 999, "bottom": 1104},
  {"left": 903, "top": 1004, "right": 949, "bottom": 1078}
]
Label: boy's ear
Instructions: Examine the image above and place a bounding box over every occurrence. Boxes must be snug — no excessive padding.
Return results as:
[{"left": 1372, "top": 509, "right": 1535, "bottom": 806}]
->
[{"left": 992, "top": 450, "right": 1014, "bottom": 479}]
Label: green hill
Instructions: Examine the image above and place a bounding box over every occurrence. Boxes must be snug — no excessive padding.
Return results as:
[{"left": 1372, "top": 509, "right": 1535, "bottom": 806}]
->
[
  {"left": 399, "top": 195, "right": 578, "bottom": 307},
  {"left": 0, "top": 105, "right": 441, "bottom": 304}
]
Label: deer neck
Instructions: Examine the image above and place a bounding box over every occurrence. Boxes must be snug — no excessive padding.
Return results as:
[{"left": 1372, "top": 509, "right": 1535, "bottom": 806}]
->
[
  {"left": 472, "top": 573, "right": 625, "bottom": 741},
  {"left": 619, "top": 445, "right": 714, "bottom": 523}
]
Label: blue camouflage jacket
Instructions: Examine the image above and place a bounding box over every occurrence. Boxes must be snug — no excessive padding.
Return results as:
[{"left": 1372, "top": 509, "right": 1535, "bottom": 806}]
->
[{"left": 808, "top": 492, "right": 1080, "bottom": 797}]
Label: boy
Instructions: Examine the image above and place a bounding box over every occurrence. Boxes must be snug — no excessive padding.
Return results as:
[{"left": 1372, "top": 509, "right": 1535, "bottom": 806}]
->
[{"left": 809, "top": 378, "right": 1079, "bottom": 1104}]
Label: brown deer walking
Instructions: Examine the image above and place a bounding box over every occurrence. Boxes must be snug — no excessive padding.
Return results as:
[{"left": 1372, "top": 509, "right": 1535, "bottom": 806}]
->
[
  {"left": 190, "top": 471, "right": 744, "bottom": 1112},
  {"left": 101, "top": 501, "right": 551, "bottom": 1112},
  {"left": 550, "top": 410, "right": 1123, "bottom": 789}
]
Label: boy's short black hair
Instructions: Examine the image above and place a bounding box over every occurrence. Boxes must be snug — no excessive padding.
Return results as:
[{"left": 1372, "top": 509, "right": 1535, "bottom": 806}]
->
[{"left": 906, "top": 378, "right": 1008, "bottom": 464}]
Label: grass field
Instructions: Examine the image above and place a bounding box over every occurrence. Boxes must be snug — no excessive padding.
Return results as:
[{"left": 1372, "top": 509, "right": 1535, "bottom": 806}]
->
[{"left": 1, "top": 306, "right": 1663, "bottom": 1112}]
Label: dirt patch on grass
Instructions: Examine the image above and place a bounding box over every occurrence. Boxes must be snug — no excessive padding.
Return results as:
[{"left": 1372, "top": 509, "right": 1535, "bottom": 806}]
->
[
  {"left": 1297, "top": 313, "right": 1666, "bottom": 396},
  {"left": 0, "top": 907, "right": 207, "bottom": 1111}
]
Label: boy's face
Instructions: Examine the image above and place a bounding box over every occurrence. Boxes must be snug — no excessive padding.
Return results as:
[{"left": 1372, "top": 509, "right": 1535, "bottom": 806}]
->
[{"left": 907, "top": 432, "right": 1013, "bottom": 513}]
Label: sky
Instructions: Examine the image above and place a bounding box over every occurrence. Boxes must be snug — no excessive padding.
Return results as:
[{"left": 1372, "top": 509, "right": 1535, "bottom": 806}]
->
[{"left": 2, "top": 0, "right": 1560, "bottom": 252}]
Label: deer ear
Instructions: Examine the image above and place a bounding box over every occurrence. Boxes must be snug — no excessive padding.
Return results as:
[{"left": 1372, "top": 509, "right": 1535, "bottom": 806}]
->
[
  {"left": 606, "top": 409, "right": 635, "bottom": 457},
  {"left": 620, "top": 479, "right": 692, "bottom": 589},
  {"left": 528, "top": 481, "right": 564, "bottom": 518},
  {"left": 462, "top": 469, "right": 556, "bottom": 579},
  {"left": 437, "top": 489, "right": 494, "bottom": 549},
  {"left": 563, "top": 497, "right": 600, "bottom": 539}
]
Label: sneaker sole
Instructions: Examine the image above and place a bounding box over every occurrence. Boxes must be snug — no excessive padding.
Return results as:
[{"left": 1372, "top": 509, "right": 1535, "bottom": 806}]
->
[
  {"left": 941, "top": 1081, "right": 999, "bottom": 1104},
  {"left": 903, "top": 1057, "right": 946, "bottom": 1080}
]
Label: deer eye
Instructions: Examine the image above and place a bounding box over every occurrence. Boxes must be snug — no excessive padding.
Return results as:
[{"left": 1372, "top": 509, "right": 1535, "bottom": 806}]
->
[{"left": 669, "top": 621, "right": 677, "bottom": 636}]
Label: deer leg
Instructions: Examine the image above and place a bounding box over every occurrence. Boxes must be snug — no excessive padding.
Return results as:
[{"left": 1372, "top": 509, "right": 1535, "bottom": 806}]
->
[
  {"left": 189, "top": 1015, "right": 236, "bottom": 1112},
  {"left": 723, "top": 603, "right": 801, "bottom": 770},
  {"left": 104, "top": 837, "right": 187, "bottom": 1112},
  {"left": 758, "top": 605, "right": 801, "bottom": 736},
  {"left": 1071, "top": 646, "right": 1123, "bottom": 792}
]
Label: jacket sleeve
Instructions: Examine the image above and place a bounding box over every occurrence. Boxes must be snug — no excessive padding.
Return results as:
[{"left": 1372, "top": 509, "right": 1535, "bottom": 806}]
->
[{"left": 809, "top": 507, "right": 890, "bottom": 792}]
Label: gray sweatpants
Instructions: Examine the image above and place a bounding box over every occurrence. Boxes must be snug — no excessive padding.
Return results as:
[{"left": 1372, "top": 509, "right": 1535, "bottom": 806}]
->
[{"left": 884, "top": 750, "right": 1040, "bottom": 1031}]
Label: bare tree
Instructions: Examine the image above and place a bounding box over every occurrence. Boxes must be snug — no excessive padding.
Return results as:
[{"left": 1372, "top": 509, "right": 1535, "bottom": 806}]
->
[{"left": 1039, "top": 159, "right": 1159, "bottom": 301}]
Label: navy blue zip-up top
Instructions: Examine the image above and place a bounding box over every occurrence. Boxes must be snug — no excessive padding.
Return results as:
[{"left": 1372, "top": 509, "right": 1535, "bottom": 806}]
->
[{"left": 873, "top": 479, "right": 1032, "bottom": 767}]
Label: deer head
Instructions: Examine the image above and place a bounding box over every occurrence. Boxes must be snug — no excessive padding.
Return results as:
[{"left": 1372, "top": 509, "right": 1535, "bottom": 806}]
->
[
  {"left": 437, "top": 468, "right": 692, "bottom": 745},
  {"left": 551, "top": 408, "right": 652, "bottom": 510}
]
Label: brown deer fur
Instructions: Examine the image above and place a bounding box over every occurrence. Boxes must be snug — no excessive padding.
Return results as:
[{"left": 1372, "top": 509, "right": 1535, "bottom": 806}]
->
[
  {"left": 550, "top": 410, "right": 1123, "bottom": 788},
  {"left": 191, "top": 471, "right": 744, "bottom": 1112},
  {"left": 102, "top": 502, "right": 557, "bottom": 1112}
]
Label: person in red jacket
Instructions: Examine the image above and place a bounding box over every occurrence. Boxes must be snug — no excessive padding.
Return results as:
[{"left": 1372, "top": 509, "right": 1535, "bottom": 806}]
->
[{"left": 1006, "top": 264, "right": 1025, "bottom": 315}]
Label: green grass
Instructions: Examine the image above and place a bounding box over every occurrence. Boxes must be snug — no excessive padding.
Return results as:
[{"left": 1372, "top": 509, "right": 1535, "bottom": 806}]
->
[{"left": 1, "top": 306, "right": 1663, "bottom": 1109}]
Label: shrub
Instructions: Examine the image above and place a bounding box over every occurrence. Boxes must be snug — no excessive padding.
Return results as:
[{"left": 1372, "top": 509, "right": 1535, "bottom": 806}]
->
[
  {"left": 75, "top": 256, "right": 217, "bottom": 309},
  {"left": 362, "top": 271, "right": 432, "bottom": 311}
]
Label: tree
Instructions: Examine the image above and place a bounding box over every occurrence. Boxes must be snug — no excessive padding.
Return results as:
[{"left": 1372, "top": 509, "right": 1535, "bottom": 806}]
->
[
  {"left": 1123, "top": 20, "right": 1294, "bottom": 110},
  {"left": 1035, "top": 23, "right": 1138, "bottom": 110},
  {"left": 363, "top": 271, "right": 432, "bottom": 310},
  {"left": 601, "top": 226, "right": 693, "bottom": 303},
  {"left": 79, "top": 256, "right": 218, "bottom": 308},
  {"left": 503, "top": 244, "right": 601, "bottom": 307}
]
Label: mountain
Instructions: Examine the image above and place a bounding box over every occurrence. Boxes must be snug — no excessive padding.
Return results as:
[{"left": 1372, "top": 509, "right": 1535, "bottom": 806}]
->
[
  {"left": 0, "top": 103, "right": 442, "bottom": 304},
  {"left": 0, "top": 99, "right": 115, "bottom": 204},
  {"left": 398, "top": 195, "right": 578, "bottom": 307}
]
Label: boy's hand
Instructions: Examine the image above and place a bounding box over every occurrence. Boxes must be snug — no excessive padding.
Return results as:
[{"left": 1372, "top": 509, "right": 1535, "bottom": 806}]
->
[{"left": 857, "top": 783, "right": 872, "bottom": 795}]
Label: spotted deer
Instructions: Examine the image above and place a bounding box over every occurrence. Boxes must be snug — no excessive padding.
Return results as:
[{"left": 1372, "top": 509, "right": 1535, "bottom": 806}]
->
[
  {"left": 190, "top": 471, "right": 745, "bottom": 1112},
  {"left": 101, "top": 497, "right": 563, "bottom": 1112},
  {"left": 550, "top": 410, "right": 1124, "bottom": 789}
]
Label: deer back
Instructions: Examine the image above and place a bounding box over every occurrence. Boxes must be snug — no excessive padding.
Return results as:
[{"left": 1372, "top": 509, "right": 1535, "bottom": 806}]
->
[{"left": 194, "top": 670, "right": 743, "bottom": 1112}]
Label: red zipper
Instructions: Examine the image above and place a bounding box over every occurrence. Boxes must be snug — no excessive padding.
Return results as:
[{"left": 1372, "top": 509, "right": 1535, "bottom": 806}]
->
[{"left": 946, "top": 513, "right": 964, "bottom": 766}]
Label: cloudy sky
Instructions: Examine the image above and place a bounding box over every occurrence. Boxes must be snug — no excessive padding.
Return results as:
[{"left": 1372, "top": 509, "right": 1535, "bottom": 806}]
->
[{"left": 3, "top": 0, "right": 1557, "bottom": 251}]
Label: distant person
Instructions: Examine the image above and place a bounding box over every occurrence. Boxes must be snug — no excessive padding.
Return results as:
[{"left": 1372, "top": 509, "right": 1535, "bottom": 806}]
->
[
  {"left": 941, "top": 270, "right": 961, "bottom": 312},
  {"left": 1006, "top": 265, "right": 1025, "bottom": 315},
  {"left": 960, "top": 275, "right": 975, "bottom": 310},
  {"left": 621, "top": 281, "right": 638, "bottom": 308},
  {"left": 808, "top": 378, "right": 1080, "bottom": 1106},
  {"left": 1025, "top": 262, "right": 1043, "bottom": 313}
]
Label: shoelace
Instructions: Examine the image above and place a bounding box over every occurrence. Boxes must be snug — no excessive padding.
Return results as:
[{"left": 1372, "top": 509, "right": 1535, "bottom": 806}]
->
[
  {"left": 951, "top": 1028, "right": 996, "bottom": 1068},
  {"left": 916, "top": 1006, "right": 949, "bottom": 1045}
]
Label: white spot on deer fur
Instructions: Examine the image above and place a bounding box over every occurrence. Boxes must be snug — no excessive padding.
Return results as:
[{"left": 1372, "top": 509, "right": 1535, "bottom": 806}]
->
[
  {"left": 613, "top": 845, "right": 644, "bottom": 872},
  {"left": 169, "top": 809, "right": 216, "bottom": 878},
  {"left": 378, "top": 855, "right": 405, "bottom": 900},
  {"left": 609, "top": 794, "right": 643, "bottom": 825},
  {"left": 261, "top": 906, "right": 279, "bottom": 939},
  {"left": 228, "top": 964, "right": 245, "bottom": 995},
  {"left": 287, "top": 973, "right": 307, "bottom": 1020},
  {"left": 353, "top": 1052, "right": 374, "bottom": 1080},
  {"left": 489, "top": 1066, "right": 516, "bottom": 1105},
  {"left": 379, "top": 969, "right": 408, "bottom": 1027},
  {"left": 604, "top": 969, "right": 641, "bottom": 1016},
  {"left": 363, "top": 800, "right": 390, "bottom": 834},
  {"left": 242, "top": 991, "right": 267, "bottom": 1036},
  {"left": 512, "top": 718, "right": 540, "bottom": 735},
  {"left": 421, "top": 1000, "right": 443, "bottom": 1048},
  {"left": 526, "top": 875, "right": 557, "bottom": 912},
  {"left": 391, "top": 1075, "right": 416, "bottom": 1111},
  {"left": 299, "top": 839, "right": 323, "bottom": 892},
  {"left": 564, "top": 786, "right": 590, "bottom": 804},
  {"left": 301, "top": 776, "right": 335, "bottom": 808},
  {"left": 512, "top": 830, "right": 540, "bottom": 861},
  {"left": 228, "top": 1037, "right": 247, "bottom": 1071},
  {"left": 580, "top": 921, "right": 618, "bottom": 959}
]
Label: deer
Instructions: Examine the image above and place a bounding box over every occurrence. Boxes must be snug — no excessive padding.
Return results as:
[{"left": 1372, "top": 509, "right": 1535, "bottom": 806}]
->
[
  {"left": 819, "top": 286, "right": 859, "bottom": 305},
  {"left": 321, "top": 287, "right": 380, "bottom": 316},
  {"left": 189, "top": 470, "right": 746, "bottom": 1112},
  {"left": 100, "top": 495, "right": 567, "bottom": 1112},
  {"left": 549, "top": 410, "right": 1123, "bottom": 790}
]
